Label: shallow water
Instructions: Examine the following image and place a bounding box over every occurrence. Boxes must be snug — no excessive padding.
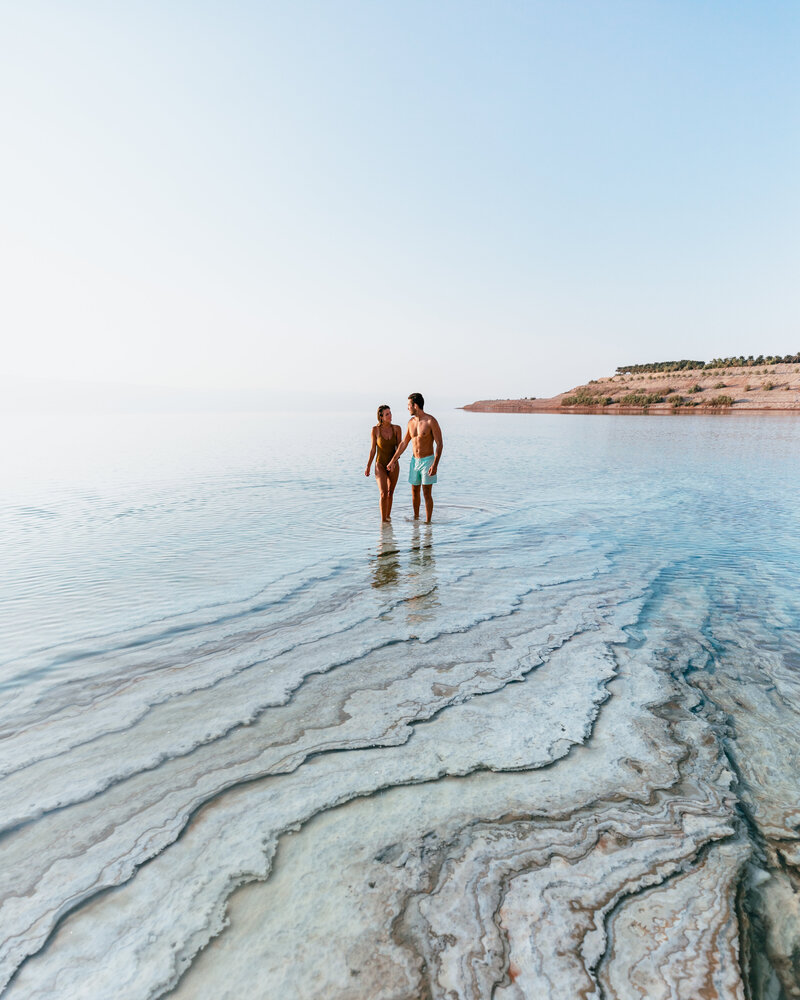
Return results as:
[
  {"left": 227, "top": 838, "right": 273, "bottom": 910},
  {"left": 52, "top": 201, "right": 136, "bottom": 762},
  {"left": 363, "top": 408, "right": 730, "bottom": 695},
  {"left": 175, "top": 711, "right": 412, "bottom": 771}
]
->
[{"left": 1, "top": 410, "right": 799, "bottom": 998}]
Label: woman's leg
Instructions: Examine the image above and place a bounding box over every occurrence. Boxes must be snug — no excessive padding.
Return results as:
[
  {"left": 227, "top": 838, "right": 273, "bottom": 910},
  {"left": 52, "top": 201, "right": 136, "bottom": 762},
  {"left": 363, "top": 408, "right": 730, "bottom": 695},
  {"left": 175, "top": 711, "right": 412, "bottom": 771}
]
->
[
  {"left": 386, "top": 465, "right": 399, "bottom": 519},
  {"left": 375, "top": 465, "right": 391, "bottom": 521}
]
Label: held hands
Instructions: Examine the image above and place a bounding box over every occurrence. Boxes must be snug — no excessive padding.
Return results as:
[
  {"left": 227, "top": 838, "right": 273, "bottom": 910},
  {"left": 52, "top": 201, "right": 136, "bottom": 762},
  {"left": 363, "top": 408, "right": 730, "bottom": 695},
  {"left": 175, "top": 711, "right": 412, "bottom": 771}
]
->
[{"left": 387, "top": 460, "right": 396, "bottom": 472}]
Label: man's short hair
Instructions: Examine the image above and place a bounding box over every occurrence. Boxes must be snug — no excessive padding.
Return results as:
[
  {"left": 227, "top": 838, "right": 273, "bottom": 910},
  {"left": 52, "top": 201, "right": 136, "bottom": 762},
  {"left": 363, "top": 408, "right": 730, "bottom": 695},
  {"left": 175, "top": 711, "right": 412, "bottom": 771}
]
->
[{"left": 408, "top": 392, "right": 424, "bottom": 409}]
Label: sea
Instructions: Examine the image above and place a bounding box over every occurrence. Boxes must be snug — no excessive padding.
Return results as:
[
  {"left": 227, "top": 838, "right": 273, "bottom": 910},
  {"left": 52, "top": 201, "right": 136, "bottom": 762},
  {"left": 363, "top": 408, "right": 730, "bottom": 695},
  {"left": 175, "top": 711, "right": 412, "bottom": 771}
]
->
[{"left": 1, "top": 408, "right": 799, "bottom": 998}]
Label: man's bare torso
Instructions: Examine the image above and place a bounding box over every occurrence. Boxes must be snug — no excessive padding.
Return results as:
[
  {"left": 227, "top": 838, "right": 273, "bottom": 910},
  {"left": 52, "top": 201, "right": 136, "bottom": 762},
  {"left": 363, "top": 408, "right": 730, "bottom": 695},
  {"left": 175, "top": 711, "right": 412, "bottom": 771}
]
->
[{"left": 408, "top": 414, "right": 437, "bottom": 457}]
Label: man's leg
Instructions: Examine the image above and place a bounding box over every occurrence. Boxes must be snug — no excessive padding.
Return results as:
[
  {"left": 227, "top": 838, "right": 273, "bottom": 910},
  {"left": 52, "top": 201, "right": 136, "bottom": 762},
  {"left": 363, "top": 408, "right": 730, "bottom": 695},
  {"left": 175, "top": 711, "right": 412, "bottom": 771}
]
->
[
  {"left": 411, "top": 485, "right": 421, "bottom": 520},
  {"left": 422, "top": 484, "right": 433, "bottom": 523}
]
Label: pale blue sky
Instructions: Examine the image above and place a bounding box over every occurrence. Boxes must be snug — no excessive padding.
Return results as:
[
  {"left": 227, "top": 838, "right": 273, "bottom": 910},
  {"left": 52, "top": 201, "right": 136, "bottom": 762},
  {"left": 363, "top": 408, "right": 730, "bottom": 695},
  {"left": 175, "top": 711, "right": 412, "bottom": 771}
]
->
[{"left": 2, "top": 1, "right": 798, "bottom": 406}]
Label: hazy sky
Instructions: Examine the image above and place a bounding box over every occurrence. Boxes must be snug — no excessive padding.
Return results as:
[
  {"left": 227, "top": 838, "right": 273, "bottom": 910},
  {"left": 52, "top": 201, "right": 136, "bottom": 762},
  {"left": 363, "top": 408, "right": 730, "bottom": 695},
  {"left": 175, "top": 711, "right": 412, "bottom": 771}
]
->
[{"left": 2, "top": 1, "right": 798, "bottom": 405}]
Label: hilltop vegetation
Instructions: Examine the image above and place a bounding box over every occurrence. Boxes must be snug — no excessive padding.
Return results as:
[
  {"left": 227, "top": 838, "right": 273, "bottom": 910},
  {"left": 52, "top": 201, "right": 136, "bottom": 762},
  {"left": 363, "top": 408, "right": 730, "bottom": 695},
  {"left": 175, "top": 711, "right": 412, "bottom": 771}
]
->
[
  {"left": 617, "top": 354, "right": 800, "bottom": 374},
  {"left": 615, "top": 361, "right": 704, "bottom": 374}
]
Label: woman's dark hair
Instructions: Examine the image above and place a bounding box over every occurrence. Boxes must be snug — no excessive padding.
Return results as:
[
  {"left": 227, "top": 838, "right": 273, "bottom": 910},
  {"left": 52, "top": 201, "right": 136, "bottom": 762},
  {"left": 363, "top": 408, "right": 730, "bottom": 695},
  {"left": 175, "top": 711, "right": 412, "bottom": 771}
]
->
[
  {"left": 377, "top": 404, "right": 391, "bottom": 423},
  {"left": 408, "top": 392, "right": 424, "bottom": 409}
]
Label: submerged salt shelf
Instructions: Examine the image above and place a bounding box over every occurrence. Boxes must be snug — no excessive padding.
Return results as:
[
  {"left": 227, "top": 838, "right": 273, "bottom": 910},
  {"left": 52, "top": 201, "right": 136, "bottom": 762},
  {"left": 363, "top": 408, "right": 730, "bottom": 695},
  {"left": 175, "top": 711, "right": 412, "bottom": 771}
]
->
[{"left": 1, "top": 411, "right": 800, "bottom": 998}]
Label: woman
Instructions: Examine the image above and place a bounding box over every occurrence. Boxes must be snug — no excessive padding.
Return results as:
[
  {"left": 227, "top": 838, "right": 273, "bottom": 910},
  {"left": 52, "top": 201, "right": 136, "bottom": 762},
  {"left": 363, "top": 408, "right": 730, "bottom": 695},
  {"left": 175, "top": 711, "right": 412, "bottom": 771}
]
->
[{"left": 365, "top": 404, "right": 401, "bottom": 522}]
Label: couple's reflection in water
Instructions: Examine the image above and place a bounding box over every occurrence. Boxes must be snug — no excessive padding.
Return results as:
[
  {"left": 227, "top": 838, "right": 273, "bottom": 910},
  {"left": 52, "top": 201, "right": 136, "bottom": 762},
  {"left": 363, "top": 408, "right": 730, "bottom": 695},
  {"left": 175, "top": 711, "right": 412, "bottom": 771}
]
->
[
  {"left": 371, "top": 524, "right": 402, "bottom": 589},
  {"left": 371, "top": 522, "right": 440, "bottom": 626}
]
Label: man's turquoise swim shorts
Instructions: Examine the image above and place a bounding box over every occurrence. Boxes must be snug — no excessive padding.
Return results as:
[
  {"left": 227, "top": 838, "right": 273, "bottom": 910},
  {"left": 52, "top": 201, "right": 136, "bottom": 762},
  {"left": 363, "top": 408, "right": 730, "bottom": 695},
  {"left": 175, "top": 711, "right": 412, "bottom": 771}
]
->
[{"left": 408, "top": 454, "right": 437, "bottom": 485}]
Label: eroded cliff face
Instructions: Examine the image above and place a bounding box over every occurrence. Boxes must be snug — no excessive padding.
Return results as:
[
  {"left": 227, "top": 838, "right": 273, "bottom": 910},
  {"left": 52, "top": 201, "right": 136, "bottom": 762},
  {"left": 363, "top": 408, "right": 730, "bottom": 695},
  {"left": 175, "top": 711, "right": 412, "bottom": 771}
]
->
[{"left": 2, "top": 496, "right": 799, "bottom": 999}]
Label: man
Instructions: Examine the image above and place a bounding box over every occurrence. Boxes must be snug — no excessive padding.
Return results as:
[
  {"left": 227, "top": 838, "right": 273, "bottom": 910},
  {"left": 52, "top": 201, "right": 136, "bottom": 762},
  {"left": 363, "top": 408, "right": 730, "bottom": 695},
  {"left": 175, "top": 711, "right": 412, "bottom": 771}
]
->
[{"left": 387, "top": 393, "right": 443, "bottom": 523}]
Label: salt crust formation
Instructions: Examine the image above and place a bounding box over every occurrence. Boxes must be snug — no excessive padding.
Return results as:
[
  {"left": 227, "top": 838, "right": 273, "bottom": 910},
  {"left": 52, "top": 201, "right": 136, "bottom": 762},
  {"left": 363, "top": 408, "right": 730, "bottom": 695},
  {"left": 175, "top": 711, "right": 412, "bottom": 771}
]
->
[{"left": 1, "top": 503, "right": 799, "bottom": 998}]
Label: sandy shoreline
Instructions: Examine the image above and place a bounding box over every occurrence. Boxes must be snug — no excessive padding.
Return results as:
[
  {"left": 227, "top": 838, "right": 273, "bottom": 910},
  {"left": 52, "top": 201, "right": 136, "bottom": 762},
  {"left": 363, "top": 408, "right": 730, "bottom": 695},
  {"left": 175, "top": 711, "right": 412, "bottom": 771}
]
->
[
  {"left": 464, "top": 362, "right": 800, "bottom": 414},
  {"left": 464, "top": 401, "right": 800, "bottom": 415}
]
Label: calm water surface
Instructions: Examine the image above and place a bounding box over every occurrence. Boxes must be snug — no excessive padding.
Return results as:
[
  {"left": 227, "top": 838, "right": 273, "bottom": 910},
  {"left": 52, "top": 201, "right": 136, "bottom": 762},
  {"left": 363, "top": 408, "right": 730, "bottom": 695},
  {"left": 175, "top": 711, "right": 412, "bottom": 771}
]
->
[
  {"left": 3, "top": 409, "right": 800, "bottom": 668},
  {"left": 2, "top": 409, "right": 800, "bottom": 998}
]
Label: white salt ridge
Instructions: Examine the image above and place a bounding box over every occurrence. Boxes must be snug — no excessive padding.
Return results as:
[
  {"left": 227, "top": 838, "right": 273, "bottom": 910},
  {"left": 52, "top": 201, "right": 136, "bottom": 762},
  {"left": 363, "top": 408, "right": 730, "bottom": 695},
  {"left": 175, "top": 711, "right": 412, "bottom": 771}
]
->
[{"left": 0, "top": 533, "right": 634, "bottom": 991}]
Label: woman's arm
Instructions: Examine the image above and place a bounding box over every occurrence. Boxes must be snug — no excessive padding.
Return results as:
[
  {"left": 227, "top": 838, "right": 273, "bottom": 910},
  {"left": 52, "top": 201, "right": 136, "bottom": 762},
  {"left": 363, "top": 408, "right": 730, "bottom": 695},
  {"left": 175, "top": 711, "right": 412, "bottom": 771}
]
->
[{"left": 365, "top": 428, "right": 377, "bottom": 476}]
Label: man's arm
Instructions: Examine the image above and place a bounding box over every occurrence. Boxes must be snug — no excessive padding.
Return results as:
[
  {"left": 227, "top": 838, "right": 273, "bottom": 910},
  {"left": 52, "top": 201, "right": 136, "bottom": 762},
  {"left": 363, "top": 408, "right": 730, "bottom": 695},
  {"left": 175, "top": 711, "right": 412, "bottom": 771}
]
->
[
  {"left": 387, "top": 425, "right": 412, "bottom": 471},
  {"left": 364, "top": 428, "right": 377, "bottom": 477},
  {"left": 430, "top": 417, "right": 443, "bottom": 474}
]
